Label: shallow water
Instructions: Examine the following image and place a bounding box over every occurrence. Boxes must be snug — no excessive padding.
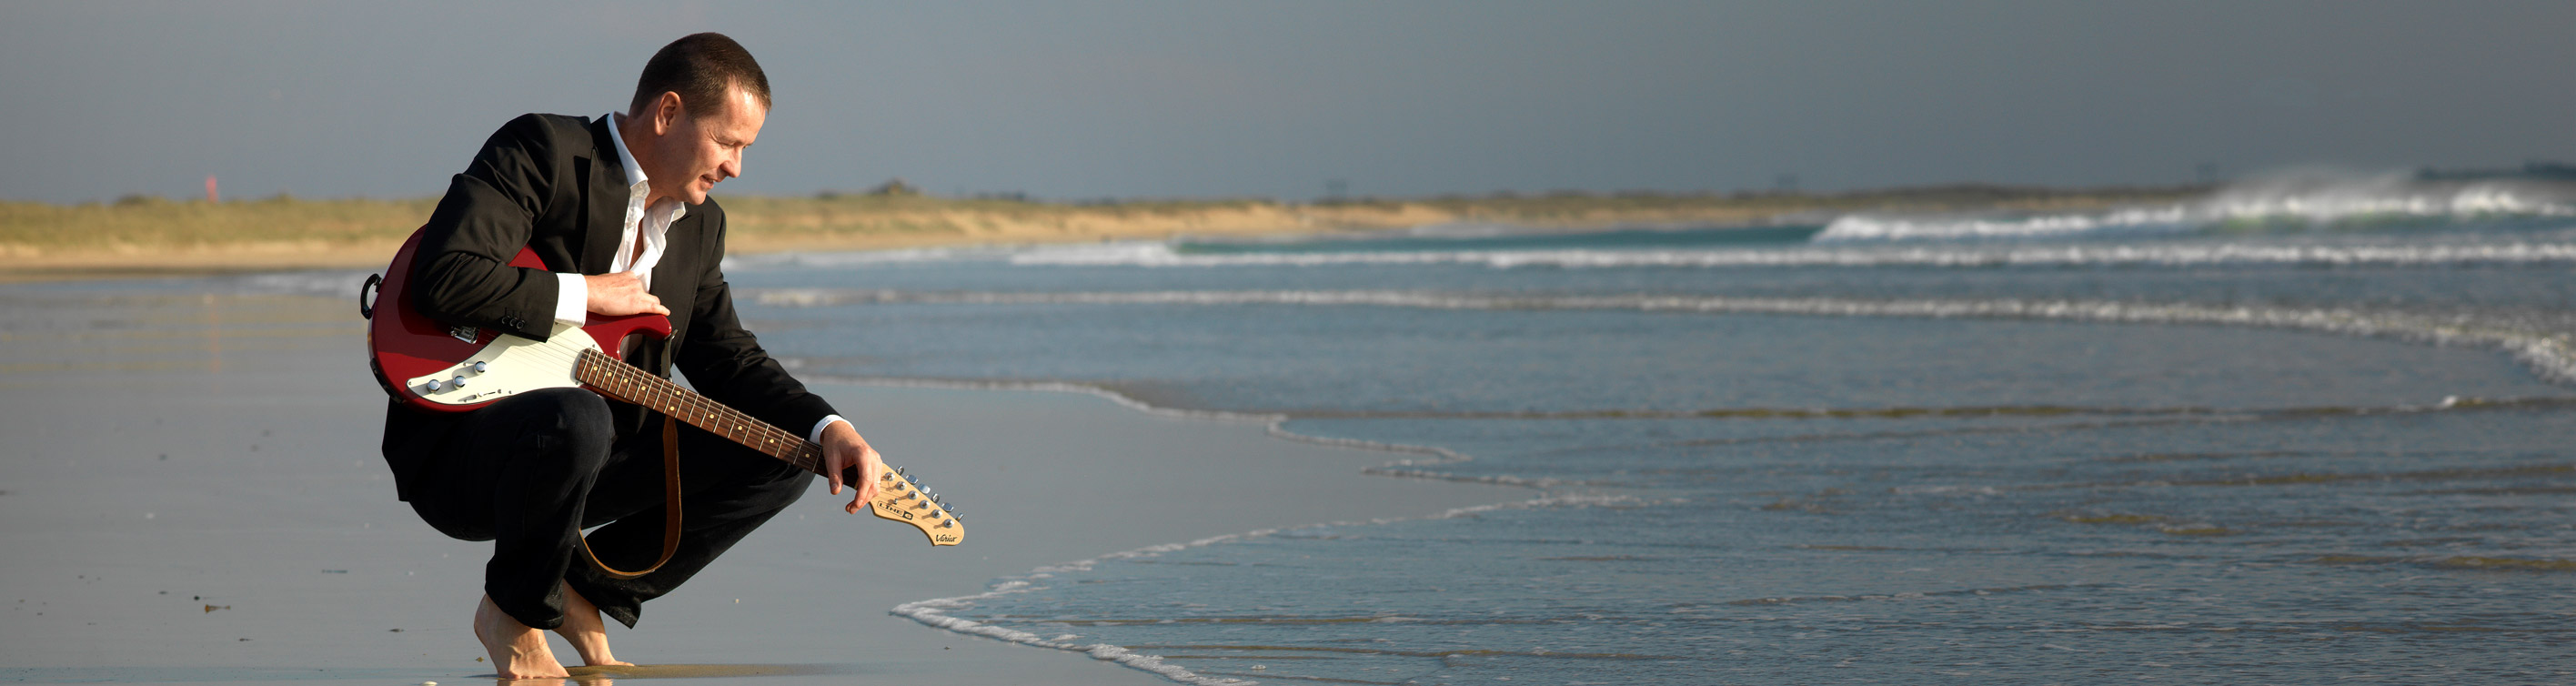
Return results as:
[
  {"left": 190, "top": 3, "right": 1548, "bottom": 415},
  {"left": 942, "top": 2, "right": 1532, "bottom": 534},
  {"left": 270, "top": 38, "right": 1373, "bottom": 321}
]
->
[{"left": 717, "top": 187, "right": 2576, "bottom": 685}]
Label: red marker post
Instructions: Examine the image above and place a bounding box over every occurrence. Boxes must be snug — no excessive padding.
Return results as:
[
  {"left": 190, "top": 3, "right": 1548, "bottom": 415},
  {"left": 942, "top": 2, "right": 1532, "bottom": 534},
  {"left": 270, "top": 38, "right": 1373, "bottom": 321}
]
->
[{"left": 206, "top": 175, "right": 218, "bottom": 203}]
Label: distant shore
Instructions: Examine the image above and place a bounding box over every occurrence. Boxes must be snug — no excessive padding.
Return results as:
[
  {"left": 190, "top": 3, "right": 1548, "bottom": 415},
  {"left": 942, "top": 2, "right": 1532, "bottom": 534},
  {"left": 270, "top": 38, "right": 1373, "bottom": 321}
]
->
[{"left": 0, "top": 185, "right": 2207, "bottom": 282}]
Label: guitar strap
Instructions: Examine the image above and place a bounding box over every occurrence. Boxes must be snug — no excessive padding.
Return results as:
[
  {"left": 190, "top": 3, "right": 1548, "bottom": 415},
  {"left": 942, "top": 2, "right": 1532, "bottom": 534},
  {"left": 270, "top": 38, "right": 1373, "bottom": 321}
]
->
[{"left": 578, "top": 413, "right": 684, "bottom": 580}]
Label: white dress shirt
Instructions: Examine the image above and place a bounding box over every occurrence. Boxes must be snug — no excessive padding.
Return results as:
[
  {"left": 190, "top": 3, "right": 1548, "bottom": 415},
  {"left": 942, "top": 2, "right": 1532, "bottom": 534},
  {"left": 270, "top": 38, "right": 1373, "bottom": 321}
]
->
[{"left": 556, "top": 113, "right": 847, "bottom": 444}]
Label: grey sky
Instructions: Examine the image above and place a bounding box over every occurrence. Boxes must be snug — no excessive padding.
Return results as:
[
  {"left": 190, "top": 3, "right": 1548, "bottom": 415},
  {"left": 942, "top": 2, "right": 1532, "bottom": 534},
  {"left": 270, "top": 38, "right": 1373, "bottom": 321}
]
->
[{"left": 5, "top": 1, "right": 2571, "bottom": 204}]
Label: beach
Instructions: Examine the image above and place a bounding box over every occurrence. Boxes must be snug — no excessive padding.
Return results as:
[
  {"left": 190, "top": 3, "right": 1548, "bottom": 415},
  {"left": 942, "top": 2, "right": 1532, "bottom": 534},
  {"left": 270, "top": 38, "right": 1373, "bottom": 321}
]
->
[
  {"left": 5, "top": 175, "right": 2574, "bottom": 685},
  {"left": 0, "top": 283, "right": 1524, "bottom": 684}
]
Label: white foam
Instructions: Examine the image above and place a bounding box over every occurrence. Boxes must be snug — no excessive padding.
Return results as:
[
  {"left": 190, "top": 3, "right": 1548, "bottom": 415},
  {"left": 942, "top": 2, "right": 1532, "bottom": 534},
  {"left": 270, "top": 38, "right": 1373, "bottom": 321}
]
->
[
  {"left": 1816, "top": 175, "right": 2576, "bottom": 243},
  {"left": 721, "top": 245, "right": 1021, "bottom": 269},
  {"left": 234, "top": 269, "right": 378, "bottom": 297},
  {"left": 1400, "top": 221, "right": 1549, "bottom": 238},
  {"left": 843, "top": 377, "right": 1655, "bottom": 682},
  {"left": 989, "top": 240, "right": 2576, "bottom": 269},
  {"left": 800, "top": 375, "right": 1284, "bottom": 424},
  {"left": 889, "top": 493, "right": 1649, "bottom": 685},
  {"left": 768, "top": 289, "right": 2576, "bottom": 383}
]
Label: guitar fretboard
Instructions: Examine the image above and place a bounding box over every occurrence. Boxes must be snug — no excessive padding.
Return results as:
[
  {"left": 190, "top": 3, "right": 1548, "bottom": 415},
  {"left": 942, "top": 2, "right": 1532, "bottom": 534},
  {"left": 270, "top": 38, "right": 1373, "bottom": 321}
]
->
[{"left": 573, "top": 348, "right": 828, "bottom": 477}]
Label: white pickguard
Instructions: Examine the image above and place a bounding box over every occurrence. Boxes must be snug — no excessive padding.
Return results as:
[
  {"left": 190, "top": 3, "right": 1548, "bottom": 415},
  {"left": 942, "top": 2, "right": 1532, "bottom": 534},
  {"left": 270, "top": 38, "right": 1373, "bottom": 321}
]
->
[{"left": 405, "top": 321, "right": 601, "bottom": 407}]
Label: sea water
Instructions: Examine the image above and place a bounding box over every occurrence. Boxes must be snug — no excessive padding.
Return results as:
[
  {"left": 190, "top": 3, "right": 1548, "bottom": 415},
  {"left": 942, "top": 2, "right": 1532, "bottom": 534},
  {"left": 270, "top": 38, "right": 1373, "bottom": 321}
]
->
[{"left": 718, "top": 178, "right": 2576, "bottom": 685}]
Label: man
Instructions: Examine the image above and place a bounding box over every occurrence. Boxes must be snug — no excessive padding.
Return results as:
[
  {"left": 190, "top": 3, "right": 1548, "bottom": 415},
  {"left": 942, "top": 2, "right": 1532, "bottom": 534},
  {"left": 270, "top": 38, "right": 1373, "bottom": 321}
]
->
[{"left": 380, "top": 33, "right": 887, "bottom": 679}]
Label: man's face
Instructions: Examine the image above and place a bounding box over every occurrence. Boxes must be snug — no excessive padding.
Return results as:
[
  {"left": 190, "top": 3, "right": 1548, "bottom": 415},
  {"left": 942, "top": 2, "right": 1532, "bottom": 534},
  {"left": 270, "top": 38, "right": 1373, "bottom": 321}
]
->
[{"left": 649, "top": 86, "right": 766, "bottom": 206}]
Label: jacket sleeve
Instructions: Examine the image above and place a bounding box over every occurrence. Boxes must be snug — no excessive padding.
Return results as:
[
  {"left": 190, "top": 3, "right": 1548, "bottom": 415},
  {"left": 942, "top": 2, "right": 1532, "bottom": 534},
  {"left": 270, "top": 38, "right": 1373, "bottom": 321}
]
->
[
  {"left": 671, "top": 205, "right": 840, "bottom": 436},
  {"left": 408, "top": 113, "right": 568, "bottom": 341}
]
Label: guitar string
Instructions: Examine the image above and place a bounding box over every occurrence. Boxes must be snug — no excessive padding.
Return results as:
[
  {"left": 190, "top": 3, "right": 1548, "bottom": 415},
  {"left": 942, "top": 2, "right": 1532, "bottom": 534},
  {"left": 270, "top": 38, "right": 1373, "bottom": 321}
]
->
[
  {"left": 564, "top": 346, "right": 939, "bottom": 515},
  {"left": 412, "top": 336, "right": 949, "bottom": 517}
]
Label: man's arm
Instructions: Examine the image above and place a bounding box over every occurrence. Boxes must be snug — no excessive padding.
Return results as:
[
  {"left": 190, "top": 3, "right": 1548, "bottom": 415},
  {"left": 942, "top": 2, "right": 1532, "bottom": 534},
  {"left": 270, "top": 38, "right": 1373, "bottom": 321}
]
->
[
  {"left": 670, "top": 207, "right": 883, "bottom": 509},
  {"left": 409, "top": 114, "right": 578, "bottom": 340}
]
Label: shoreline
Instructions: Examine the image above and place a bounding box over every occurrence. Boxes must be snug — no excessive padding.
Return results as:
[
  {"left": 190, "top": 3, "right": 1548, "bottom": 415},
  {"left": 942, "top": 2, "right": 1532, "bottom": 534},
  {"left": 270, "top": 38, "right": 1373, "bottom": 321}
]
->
[
  {"left": 0, "top": 186, "right": 2208, "bottom": 283},
  {"left": 0, "top": 284, "right": 1529, "bottom": 685}
]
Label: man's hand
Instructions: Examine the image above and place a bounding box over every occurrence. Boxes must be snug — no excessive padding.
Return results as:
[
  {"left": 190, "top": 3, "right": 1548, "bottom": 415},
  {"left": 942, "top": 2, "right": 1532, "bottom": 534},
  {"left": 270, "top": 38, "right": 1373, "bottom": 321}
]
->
[
  {"left": 586, "top": 271, "right": 671, "bottom": 317},
  {"left": 820, "top": 420, "right": 885, "bottom": 514}
]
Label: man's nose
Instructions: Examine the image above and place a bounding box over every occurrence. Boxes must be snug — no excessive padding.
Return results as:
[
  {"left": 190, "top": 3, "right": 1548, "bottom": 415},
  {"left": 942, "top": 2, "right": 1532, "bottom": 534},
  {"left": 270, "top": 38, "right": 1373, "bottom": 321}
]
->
[{"left": 721, "top": 154, "right": 742, "bottom": 180}]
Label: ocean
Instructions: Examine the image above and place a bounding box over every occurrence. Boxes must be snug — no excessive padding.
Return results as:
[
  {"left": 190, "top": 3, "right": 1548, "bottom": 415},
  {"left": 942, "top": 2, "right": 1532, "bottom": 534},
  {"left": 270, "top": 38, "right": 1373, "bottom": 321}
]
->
[{"left": 716, "top": 176, "right": 2576, "bottom": 685}]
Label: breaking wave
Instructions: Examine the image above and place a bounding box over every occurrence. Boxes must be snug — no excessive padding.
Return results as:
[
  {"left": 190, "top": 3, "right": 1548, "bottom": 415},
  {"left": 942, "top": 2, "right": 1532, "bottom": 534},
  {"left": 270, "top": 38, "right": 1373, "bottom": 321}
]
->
[{"left": 1816, "top": 174, "right": 2576, "bottom": 243}]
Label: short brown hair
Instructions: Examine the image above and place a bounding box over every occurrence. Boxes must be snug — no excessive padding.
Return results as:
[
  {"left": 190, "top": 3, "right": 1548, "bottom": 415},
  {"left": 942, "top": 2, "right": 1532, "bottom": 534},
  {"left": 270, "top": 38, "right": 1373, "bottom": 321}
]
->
[{"left": 629, "top": 33, "right": 771, "bottom": 117}]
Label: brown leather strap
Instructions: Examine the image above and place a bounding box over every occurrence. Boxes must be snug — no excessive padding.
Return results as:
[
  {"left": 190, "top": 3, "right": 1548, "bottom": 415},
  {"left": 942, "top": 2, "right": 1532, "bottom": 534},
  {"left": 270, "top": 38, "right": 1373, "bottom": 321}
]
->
[{"left": 579, "top": 413, "right": 683, "bottom": 579}]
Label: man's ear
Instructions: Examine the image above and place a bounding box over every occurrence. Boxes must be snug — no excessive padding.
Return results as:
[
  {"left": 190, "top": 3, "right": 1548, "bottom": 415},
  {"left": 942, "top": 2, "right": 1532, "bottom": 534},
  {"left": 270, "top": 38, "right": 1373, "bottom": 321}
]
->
[{"left": 651, "top": 91, "right": 685, "bottom": 134}]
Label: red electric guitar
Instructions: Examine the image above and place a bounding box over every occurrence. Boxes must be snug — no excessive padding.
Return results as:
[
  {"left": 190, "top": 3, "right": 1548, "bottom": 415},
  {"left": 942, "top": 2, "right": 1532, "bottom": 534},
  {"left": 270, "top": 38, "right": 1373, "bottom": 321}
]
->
[{"left": 360, "top": 227, "right": 961, "bottom": 546}]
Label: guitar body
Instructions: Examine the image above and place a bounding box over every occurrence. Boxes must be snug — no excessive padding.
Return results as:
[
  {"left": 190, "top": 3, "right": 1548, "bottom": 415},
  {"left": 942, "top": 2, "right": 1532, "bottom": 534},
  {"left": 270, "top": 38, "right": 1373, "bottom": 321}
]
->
[
  {"left": 361, "top": 226, "right": 963, "bottom": 546},
  {"left": 366, "top": 227, "right": 672, "bottom": 412}
]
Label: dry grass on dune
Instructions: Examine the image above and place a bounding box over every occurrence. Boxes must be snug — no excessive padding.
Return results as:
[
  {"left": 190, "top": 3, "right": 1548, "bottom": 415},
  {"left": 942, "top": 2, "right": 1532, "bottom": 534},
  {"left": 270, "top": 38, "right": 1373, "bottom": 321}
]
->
[{"left": 0, "top": 195, "right": 438, "bottom": 255}]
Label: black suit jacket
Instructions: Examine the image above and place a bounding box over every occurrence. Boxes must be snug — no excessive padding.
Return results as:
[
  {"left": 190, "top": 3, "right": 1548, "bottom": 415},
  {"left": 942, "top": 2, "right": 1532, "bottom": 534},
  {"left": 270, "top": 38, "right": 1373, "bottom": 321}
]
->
[{"left": 381, "top": 113, "right": 836, "bottom": 501}]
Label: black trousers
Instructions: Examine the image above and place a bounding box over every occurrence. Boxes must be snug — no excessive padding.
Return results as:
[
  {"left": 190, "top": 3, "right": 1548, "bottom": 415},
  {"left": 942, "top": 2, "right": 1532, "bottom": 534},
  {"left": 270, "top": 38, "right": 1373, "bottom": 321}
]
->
[{"left": 405, "top": 388, "right": 807, "bottom": 630}]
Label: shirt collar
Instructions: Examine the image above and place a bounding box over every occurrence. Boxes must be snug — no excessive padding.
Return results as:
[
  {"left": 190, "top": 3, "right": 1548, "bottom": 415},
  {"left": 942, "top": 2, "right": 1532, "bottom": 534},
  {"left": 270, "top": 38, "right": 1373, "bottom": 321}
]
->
[{"left": 604, "top": 113, "right": 651, "bottom": 194}]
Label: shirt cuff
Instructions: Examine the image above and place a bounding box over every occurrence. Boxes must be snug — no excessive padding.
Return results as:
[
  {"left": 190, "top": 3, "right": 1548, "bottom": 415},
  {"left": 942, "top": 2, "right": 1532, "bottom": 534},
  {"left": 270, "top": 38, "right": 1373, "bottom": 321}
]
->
[
  {"left": 810, "top": 415, "right": 849, "bottom": 444},
  {"left": 553, "top": 272, "right": 589, "bottom": 325}
]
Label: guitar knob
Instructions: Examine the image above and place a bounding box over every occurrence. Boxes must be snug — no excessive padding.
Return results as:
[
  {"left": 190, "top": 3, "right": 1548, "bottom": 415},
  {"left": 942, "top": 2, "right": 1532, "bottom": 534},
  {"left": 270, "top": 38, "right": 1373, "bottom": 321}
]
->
[
  {"left": 471, "top": 361, "right": 488, "bottom": 373},
  {"left": 450, "top": 375, "right": 468, "bottom": 388},
  {"left": 421, "top": 378, "right": 441, "bottom": 392}
]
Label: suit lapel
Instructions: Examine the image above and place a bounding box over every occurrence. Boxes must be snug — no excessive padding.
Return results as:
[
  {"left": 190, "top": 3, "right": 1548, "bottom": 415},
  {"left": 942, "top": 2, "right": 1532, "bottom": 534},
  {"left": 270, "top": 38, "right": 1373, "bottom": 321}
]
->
[
  {"left": 649, "top": 213, "right": 695, "bottom": 319},
  {"left": 578, "top": 116, "right": 628, "bottom": 276},
  {"left": 642, "top": 213, "right": 697, "bottom": 376}
]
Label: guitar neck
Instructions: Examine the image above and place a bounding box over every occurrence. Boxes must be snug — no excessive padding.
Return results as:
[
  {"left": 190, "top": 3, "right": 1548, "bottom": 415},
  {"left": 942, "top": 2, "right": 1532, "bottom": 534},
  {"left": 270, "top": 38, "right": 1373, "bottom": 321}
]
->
[{"left": 572, "top": 348, "right": 833, "bottom": 478}]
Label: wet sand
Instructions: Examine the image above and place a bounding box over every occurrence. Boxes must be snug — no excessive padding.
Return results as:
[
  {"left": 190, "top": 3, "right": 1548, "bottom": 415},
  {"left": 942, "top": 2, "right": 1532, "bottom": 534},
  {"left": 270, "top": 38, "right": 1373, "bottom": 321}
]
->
[{"left": 0, "top": 282, "right": 1525, "bottom": 684}]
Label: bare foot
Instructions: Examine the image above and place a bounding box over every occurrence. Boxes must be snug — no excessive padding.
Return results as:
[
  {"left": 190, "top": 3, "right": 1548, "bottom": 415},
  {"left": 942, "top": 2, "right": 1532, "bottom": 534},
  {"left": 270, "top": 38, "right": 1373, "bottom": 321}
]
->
[
  {"left": 474, "top": 594, "right": 570, "bottom": 679},
  {"left": 556, "top": 584, "right": 633, "bottom": 667}
]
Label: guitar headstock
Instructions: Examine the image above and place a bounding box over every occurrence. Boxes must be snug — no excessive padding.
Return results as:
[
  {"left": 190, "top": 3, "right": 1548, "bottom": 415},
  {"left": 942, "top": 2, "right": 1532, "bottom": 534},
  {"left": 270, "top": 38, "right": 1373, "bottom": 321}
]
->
[{"left": 867, "top": 466, "right": 962, "bottom": 547}]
